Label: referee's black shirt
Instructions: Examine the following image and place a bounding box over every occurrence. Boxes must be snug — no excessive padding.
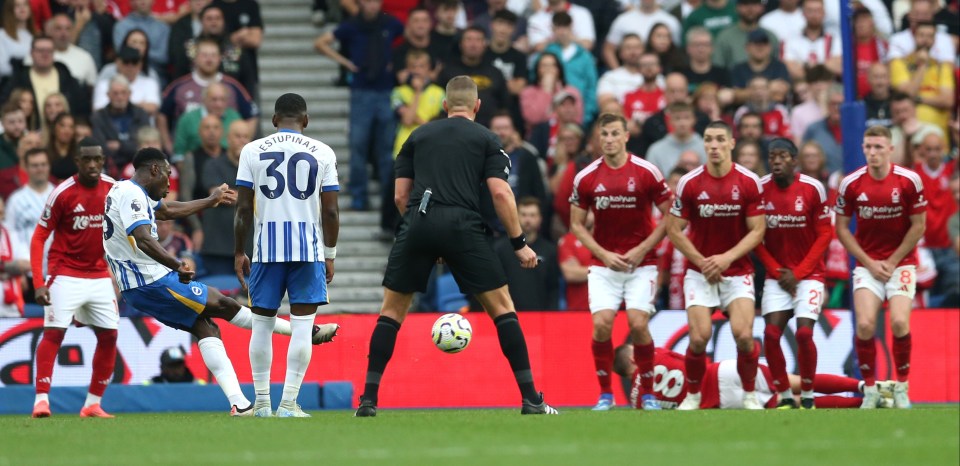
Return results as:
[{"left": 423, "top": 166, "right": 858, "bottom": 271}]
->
[{"left": 395, "top": 116, "right": 510, "bottom": 213}]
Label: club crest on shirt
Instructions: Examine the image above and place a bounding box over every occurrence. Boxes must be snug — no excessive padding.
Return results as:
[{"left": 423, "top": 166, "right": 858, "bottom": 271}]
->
[
  {"left": 191, "top": 286, "right": 202, "bottom": 296},
  {"left": 731, "top": 185, "right": 740, "bottom": 201},
  {"left": 891, "top": 188, "right": 900, "bottom": 204},
  {"left": 41, "top": 206, "right": 51, "bottom": 220},
  {"left": 795, "top": 196, "right": 804, "bottom": 212},
  {"left": 627, "top": 177, "right": 636, "bottom": 193}
]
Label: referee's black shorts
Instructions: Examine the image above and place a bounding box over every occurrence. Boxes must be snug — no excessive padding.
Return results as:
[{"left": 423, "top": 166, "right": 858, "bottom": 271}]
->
[{"left": 382, "top": 206, "right": 508, "bottom": 295}]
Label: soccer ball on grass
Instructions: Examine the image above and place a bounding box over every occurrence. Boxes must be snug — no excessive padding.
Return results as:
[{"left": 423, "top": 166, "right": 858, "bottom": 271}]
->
[{"left": 431, "top": 313, "right": 472, "bottom": 353}]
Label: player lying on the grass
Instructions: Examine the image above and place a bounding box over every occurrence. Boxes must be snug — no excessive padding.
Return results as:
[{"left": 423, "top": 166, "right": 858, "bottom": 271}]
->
[
  {"left": 613, "top": 344, "right": 894, "bottom": 409},
  {"left": 103, "top": 148, "right": 339, "bottom": 416}
]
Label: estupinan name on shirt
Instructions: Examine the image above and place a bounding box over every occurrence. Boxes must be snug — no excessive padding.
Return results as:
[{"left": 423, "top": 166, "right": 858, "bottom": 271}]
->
[{"left": 257, "top": 133, "right": 320, "bottom": 153}]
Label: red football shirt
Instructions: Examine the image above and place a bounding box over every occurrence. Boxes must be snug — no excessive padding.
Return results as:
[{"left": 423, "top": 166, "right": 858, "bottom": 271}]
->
[
  {"left": 32, "top": 175, "right": 114, "bottom": 287},
  {"left": 671, "top": 164, "right": 765, "bottom": 276},
  {"left": 630, "top": 348, "right": 721, "bottom": 409},
  {"left": 571, "top": 155, "right": 672, "bottom": 266},
  {"left": 760, "top": 173, "right": 831, "bottom": 281},
  {"left": 835, "top": 165, "right": 927, "bottom": 266},
  {"left": 557, "top": 232, "right": 592, "bottom": 311},
  {"left": 623, "top": 88, "right": 665, "bottom": 123},
  {"left": 915, "top": 160, "right": 956, "bottom": 249}
]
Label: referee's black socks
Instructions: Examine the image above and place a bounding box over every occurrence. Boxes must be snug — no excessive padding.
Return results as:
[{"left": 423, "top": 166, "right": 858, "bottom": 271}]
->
[
  {"left": 362, "top": 315, "right": 402, "bottom": 404},
  {"left": 494, "top": 312, "right": 540, "bottom": 402}
]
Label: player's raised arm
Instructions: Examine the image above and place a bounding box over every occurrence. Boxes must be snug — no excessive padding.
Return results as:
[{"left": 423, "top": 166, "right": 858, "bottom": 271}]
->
[{"left": 155, "top": 183, "right": 237, "bottom": 220}]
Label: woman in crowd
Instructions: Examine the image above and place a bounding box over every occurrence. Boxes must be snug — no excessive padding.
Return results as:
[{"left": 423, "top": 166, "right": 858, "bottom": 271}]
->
[
  {"left": 8, "top": 88, "right": 38, "bottom": 131},
  {"left": 734, "top": 140, "right": 766, "bottom": 177},
  {"left": 41, "top": 92, "right": 70, "bottom": 138},
  {"left": 46, "top": 113, "right": 78, "bottom": 183},
  {"left": 645, "top": 23, "right": 686, "bottom": 74},
  {"left": 0, "top": 0, "right": 36, "bottom": 80},
  {"left": 97, "top": 29, "right": 162, "bottom": 84},
  {"left": 520, "top": 52, "right": 583, "bottom": 128}
]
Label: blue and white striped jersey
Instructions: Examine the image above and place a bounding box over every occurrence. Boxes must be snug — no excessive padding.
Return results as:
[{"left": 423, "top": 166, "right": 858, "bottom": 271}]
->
[
  {"left": 236, "top": 129, "right": 339, "bottom": 263},
  {"left": 103, "top": 180, "right": 171, "bottom": 290}
]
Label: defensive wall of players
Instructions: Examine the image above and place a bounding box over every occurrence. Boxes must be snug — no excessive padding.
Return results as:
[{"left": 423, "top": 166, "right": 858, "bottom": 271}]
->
[{"left": 0, "top": 310, "right": 956, "bottom": 413}]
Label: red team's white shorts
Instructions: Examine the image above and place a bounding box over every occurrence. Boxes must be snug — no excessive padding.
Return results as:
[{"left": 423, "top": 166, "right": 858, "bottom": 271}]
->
[
  {"left": 761, "top": 279, "right": 825, "bottom": 321},
  {"left": 716, "top": 360, "right": 776, "bottom": 409},
  {"left": 587, "top": 265, "right": 658, "bottom": 314},
  {"left": 44, "top": 276, "right": 119, "bottom": 329},
  {"left": 683, "top": 270, "right": 755, "bottom": 309},
  {"left": 852, "top": 266, "right": 917, "bottom": 301}
]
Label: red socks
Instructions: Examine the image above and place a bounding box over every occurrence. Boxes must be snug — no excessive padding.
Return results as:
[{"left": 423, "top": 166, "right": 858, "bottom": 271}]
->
[
  {"left": 634, "top": 342, "right": 655, "bottom": 395},
  {"left": 737, "top": 340, "right": 761, "bottom": 392},
  {"left": 815, "top": 396, "right": 862, "bottom": 408},
  {"left": 35, "top": 329, "right": 65, "bottom": 394},
  {"left": 685, "top": 348, "right": 706, "bottom": 394},
  {"left": 795, "top": 326, "right": 817, "bottom": 392},
  {"left": 814, "top": 373, "right": 861, "bottom": 393},
  {"left": 855, "top": 337, "right": 876, "bottom": 386},
  {"left": 893, "top": 333, "right": 911, "bottom": 383},
  {"left": 763, "top": 325, "right": 790, "bottom": 393},
  {"left": 592, "top": 339, "right": 614, "bottom": 394},
  {"left": 89, "top": 329, "right": 118, "bottom": 397}
]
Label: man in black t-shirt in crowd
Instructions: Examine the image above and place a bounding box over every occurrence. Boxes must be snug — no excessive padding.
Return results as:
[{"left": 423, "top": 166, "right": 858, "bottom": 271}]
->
[
  {"left": 355, "top": 76, "right": 558, "bottom": 417},
  {"left": 438, "top": 26, "right": 510, "bottom": 127}
]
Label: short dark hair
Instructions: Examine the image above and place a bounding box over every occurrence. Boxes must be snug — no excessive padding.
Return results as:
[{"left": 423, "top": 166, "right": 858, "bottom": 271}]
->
[
  {"left": 669, "top": 167, "right": 689, "bottom": 178},
  {"left": 0, "top": 101, "right": 21, "bottom": 117},
  {"left": 31, "top": 35, "right": 53, "bottom": 49},
  {"left": 705, "top": 120, "right": 733, "bottom": 137},
  {"left": 132, "top": 147, "right": 168, "bottom": 170},
  {"left": 462, "top": 25, "right": 487, "bottom": 39},
  {"left": 552, "top": 11, "right": 572, "bottom": 27},
  {"left": 738, "top": 111, "right": 763, "bottom": 126},
  {"left": 666, "top": 101, "right": 694, "bottom": 116},
  {"left": 24, "top": 147, "right": 49, "bottom": 164},
  {"left": 597, "top": 113, "right": 627, "bottom": 131},
  {"left": 274, "top": 93, "right": 307, "bottom": 119},
  {"left": 890, "top": 91, "right": 913, "bottom": 103},
  {"left": 200, "top": 4, "right": 223, "bottom": 18},
  {"left": 492, "top": 9, "right": 518, "bottom": 24},
  {"left": 194, "top": 35, "right": 222, "bottom": 54},
  {"left": 435, "top": 0, "right": 459, "bottom": 9},
  {"left": 517, "top": 196, "right": 541, "bottom": 211},
  {"left": 914, "top": 19, "right": 937, "bottom": 30}
]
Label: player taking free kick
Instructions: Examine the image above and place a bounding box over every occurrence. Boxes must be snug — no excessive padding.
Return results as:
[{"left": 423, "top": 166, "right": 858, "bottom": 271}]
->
[
  {"left": 569, "top": 113, "right": 672, "bottom": 411},
  {"left": 754, "top": 138, "right": 831, "bottom": 409},
  {"left": 835, "top": 125, "right": 926, "bottom": 409},
  {"left": 666, "top": 121, "right": 766, "bottom": 410}
]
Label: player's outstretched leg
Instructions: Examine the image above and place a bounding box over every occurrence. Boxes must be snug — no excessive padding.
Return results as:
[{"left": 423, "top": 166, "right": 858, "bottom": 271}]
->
[
  {"left": 33, "top": 328, "right": 65, "bottom": 418},
  {"left": 189, "top": 317, "right": 253, "bottom": 416},
  {"left": 79, "top": 327, "right": 117, "bottom": 418},
  {"left": 356, "top": 289, "right": 410, "bottom": 417},
  {"left": 478, "top": 288, "right": 558, "bottom": 415},
  {"left": 206, "top": 287, "right": 339, "bottom": 345}
]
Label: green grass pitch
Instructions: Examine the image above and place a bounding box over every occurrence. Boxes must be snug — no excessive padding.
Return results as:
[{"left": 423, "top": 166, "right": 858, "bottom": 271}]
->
[{"left": 2, "top": 406, "right": 957, "bottom": 465}]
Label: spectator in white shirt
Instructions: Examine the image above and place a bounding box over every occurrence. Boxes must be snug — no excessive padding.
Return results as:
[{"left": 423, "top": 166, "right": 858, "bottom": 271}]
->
[
  {"left": 886, "top": 0, "right": 957, "bottom": 63},
  {"left": 92, "top": 46, "right": 161, "bottom": 115},
  {"left": 602, "top": 0, "right": 682, "bottom": 69},
  {"left": 759, "top": 0, "right": 805, "bottom": 43},
  {"left": 598, "top": 34, "right": 664, "bottom": 106},
  {"left": 26, "top": 14, "right": 98, "bottom": 87},
  {"left": 823, "top": 0, "right": 892, "bottom": 40},
  {"left": 527, "top": 0, "right": 595, "bottom": 52},
  {"left": 4, "top": 148, "right": 54, "bottom": 262},
  {"left": 782, "top": 0, "right": 843, "bottom": 82}
]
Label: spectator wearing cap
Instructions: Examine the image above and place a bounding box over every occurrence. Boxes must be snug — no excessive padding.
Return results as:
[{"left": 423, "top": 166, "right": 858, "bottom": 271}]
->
[
  {"left": 712, "top": 0, "right": 779, "bottom": 70},
  {"left": 729, "top": 30, "right": 792, "bottom": 104},
  {"left": 781, "top": 0, "right": 842, "bottom": 83},
  {"left": 437, "top": 26, "right": 511, "bottom": 128},
  {"left": 682, "top": 0, "right": 737, "bottom": 41},
  {"left": 529, "top": 91, "right": 581, "bottom": 165},
  {"left": 520, "top": 52, "right": 583, "bottom": 129},
  {"left": 545, "top": 11, "right": 598, "bottom": 127},
  {"left": 90, "top": 75, "right": 152, "bottom": 176},
  {"left": 92, "top": 46, "right": 161, "bottom": 115},
  {"left": 149, "top": 347, "right": 200, "bottom": 384}
]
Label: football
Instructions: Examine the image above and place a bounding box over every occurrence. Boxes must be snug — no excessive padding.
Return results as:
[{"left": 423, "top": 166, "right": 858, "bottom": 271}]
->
[{"left": 431, "top": 313, "right": 472, "bottom": 353}]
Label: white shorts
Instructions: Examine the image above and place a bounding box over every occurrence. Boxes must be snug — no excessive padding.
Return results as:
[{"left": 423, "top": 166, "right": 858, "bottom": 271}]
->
[
  {"left": 683, "top": 270, "right": 755, "bottom": 310},
  {"left": 717, "top": 360, "right": 775, "bottom": 409},
  {"left": 852, "top": 266, "right": 917, "bottom": 301},
  {"left": 587, "top": 265, "right": 658, "bottom": 314},
  {"left": 761, "top": 279, "right": 825, "bottom": 321},
  {"left": 44, "top": 276, "right": 119, "bottom": 329}
]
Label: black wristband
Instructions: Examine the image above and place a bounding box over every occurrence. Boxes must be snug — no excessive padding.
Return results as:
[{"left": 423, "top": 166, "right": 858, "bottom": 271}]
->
[{"left": 510, "top": 234, "right": 526, "bottom": 251}]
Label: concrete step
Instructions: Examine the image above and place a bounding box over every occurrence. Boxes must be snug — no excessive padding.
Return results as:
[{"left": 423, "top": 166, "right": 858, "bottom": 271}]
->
[
  {"left": 259, "top": 118, "right": 347, "bottom": 135},
  {"left": 260, "top": 39, "right": 325, "bottom": 56},
  {"left": 329, "top": 286, "right": 384, "bottom": 302},
  {"left": 261, "top": 87, "right": 349, "bottom": 102},
  {"left": 263, "top": 24, "right": 323, "bottom": 40},
  {"left": 337, "top": 193, "right": 383, "bottom": 210},
  {"left": 340, "top": 225, "right": 391, "bottom": 241},
  {"left": 338, "top": 210, "right": 380, "bottom": 226},
  {"left": 321, "top": 301, "right": 383, "bottom": 314},
  {"left": 262, "top": 8, "right": 318, "bottom": 22},
  {"left": 259, "top": 54, "right": 338, "bottom": 71},
  {"left": 260, "top": 69, "right": 340, "bottom": 85},
  {"left": 331, "top": 271, "right": 387, "bottom": 287},
  {"left": 261, "top": 0, "right": 311, "bottom": 8},
  {"left": 333, "top": 255, "right": 388, "bottom": 272}
]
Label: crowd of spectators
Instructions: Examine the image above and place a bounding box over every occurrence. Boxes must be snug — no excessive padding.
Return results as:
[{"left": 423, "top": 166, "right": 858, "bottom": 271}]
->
[
  {"left": 313, "top": 0, "right": 958, "bottom": 311},
  {"left": 0, "top": 0, "right": 957, "bottom": 316}
]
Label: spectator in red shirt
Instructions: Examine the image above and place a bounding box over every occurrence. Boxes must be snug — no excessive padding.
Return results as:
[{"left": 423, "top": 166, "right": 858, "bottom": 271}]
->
[
  {"left": 733, "top": 76, "right": 792, "bottom": 140},
  {"left": 853, "top": 8, "right": 887, "bottom": 99},
  {"left": 913, "top": 128, "right": 959, "bottom": 300},
  {"left": 623, "top": 52, "right": 665, "bottom": 137},
  {"left": 558, "top": 210, "right": 592, "bottom": 311}
]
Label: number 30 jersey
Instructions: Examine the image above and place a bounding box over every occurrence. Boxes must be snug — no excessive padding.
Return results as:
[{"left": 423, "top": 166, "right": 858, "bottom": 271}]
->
[{"left": 236, "top": 129, "right": 339, "bottom": 263}]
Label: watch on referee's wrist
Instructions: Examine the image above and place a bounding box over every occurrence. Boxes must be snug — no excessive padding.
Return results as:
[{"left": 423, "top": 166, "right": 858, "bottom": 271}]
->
[{"left": 510, "top": 234, "right": 526, "bottom": 251}]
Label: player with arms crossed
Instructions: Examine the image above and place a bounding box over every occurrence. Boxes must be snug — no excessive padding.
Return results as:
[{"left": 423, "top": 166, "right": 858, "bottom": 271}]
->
[
  {"left": 835, "top": 125, "right": 927, "bottom": 409},
  {"left": 569, "top": 113, "right": 672, "bottom": 411},
  {"left": 355, "top": 76, "right": 557, "bottom": 416},
  {"left": 105, "top": 148, "right": 337, "bottom": 416},
  {"left": 31, "top": 143, "right": 117, "bottom": 418},
  {"left": 234, "top": 93, "right": 341, "bottom": 418},
  {"left": 666, "top": 121, "right": 767, "bottom": 410},
  {"left": 754, "top": 138, "right": 832, "bottom": 409}
]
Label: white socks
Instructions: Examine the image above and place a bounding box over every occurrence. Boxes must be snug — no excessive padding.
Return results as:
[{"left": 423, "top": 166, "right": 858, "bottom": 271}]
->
[
  {"left": 35, "top": 393, "right": 49, "bottom": 405},
  {"left": 198, "top": 337, "right": 249, "bottom": 409},
  {"left": 230, "top": 306, "right": 292, "bottom": 336},
  {"left": 280, "top": 313, "right": 316, "bottom": 408},
  {"left": 84, "top": 393, "right": 102, "bottom": 408},
  {"left": 250, "top": 314, "right": 276, "bottom": 403}
]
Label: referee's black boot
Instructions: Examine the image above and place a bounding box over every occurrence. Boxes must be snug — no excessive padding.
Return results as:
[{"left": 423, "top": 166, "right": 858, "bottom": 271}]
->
[
  {"left": 521, "top": 393, "right": 559, "bottom": 415},
  {"left": 354, "top": 398, "right": 377, "bottom": 417}
]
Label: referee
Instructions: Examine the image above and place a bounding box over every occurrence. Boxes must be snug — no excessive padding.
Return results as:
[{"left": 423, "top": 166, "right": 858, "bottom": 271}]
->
[{"left": 355, "top": 76, "right": 558, "bottom": 416}]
